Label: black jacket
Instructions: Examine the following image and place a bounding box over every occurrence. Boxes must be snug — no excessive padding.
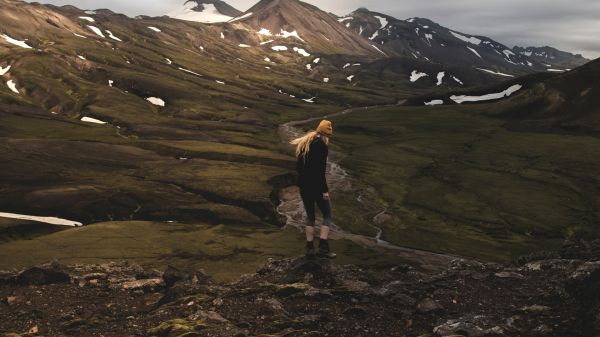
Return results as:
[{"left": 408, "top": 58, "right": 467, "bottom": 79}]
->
[{"left": 297, "top": 137, "right": 329, "bottom": 193}]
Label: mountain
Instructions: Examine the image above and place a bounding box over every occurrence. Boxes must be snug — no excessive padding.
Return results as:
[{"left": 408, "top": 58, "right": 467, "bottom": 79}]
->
[
  {"left": 229, "top": 0, "right": 383, "bottom": 57},
  {"left": 513, "top": 45, "right": 589, "bottom": 70},
  {"left": 167, "top": 0, "right": 242, "bottom": 23},
  {"left": 342, "top": 8, "right": 586, "bottom": 76}
]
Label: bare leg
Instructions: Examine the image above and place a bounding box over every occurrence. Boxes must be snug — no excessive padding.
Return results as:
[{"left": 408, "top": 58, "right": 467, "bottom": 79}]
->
[
  {"left": 306, "top": 225, "right": 315, "bottom": 242},
  {"left": 319, "top": 225, "right": 330, "bottom": 240}
]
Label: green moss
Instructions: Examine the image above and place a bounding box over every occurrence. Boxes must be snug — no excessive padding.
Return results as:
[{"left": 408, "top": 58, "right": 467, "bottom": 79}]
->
[{"left": 274, "top": 283, "right": 311, "bottom": 297}]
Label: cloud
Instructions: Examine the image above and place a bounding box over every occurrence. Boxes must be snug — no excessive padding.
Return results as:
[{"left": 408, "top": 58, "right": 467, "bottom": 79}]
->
[{"left": 34, "top": 0, "right": 600, "bottom": 59}]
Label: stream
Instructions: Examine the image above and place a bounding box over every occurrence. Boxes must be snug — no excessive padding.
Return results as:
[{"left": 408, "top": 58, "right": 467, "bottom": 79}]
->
[{"left": 277, "top": 105, "right": 463, "bottom": 271}]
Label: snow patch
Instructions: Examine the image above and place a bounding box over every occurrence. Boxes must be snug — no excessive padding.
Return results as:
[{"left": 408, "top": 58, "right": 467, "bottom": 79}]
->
[
  {"left": 0, "top": 65, "right": 11, "bottom": 76},
  {"left": 371, "top": 44, "right": 387, "bottom": 56},
  {"left": 87, "top": 25, "right": 105, "bottom": 38},
  {"left": 260, "top": 40, "right": 274, "bottom": 45},
  {"left": 293, "top": 47, "right": 310, "bottom": 57},
  {"left": 0, "top": 212, "right": 83, "bottom": 227},
  {"left": 258, "top": 28, "right": 272, "bottom": 36},
  {"left": 476, "top": 68, "right": 514, "bottom": 77},
  {"left": 347, "top": 75, "right": 355, "bottom": 82},
  {"left": 343, "top": 63, "right": 351, "bottom": 69},
  {"left": 229, "top": 12, "right": 253, "bottom": 22},
  {"left": 73, "top": 33, "right": 87, "bottom": 38},
  {"left": 81, "top": 116, "right": 107, "bottom": 124},
  {"left": 79, "top": 16, "right": 95, "bottom": 22},
  {"left": 503, "top": 49, "right": 515, "bottom": 57},
  {"left": 425, "top": 99, "right": 444, "bottom": 106},
  {"left": 302, "top": 97, "right": 316, "bottom": 103},
  {"left": 78, "top": 55, "right": 86, "bottom": 60},
  {"left": 165, "top": 58, "right": 172, "bottom": 64},
  {"left": 313, "top": 58, "right": 321, "bottom": 64},
  {"left": 272, "top": 46, "right": 288, "bottom": 52},
  {"left": 277, "top": 30, "right": 304, "bottom": 42},
  {"left": 368, "top": 15, "right": 388, "bottom": 40},
  {"left": 146, "top": 97, "right": 165, "bottom": 106},
  {"left": 451, "top": 84, "right": 522, "bottom": 104},
  {"left": 338, "top": 17, "right": 352, "bottom": 22},
  {"left": 6, "top": 80, "right": 19, "bottom": 94},
  {"left": 178, "top": 67, "right": 202, "bottom": 76},
  {"left": 467, "top": 46, "right": 482, "bottom": 58},
  {"left": 323, "top": 78, "right": 329, "bottom": 83},
  {"left": 238, "top": 44, "right": 251, "bottom": 48},
  {"left": 451, "top": 76, "right": 463, "bottom": 85},
  {"left": 374, "top": 16, "right": 388, "bottom": 29},
  {"left": 410, "top": 70, "right": 428, "bottom": 82},
  {"left": 105, "top": 30, "right": 122, "bottom": 42},
  {"left": 148, "top": 26, "right": 161, "bottom": 32},
  {"left": 436, "top": 72, "right": 445, "bottom": 86},
  {"left": 424, "top": 33, "right": 433, "bottom": 46},
  {"left": 215, "top": 80, "right": 225, "bottom": 85},
  {"left": 1, "top": 34, "right": 33, "bottom": 49},
  {"left": 108, "top": 80, "right": 114, "bottom": 87},
  {"left": 168, "top": 3, "right": 233, "bottom": 23},
  {"left": 450, "top": 31, "right": 481, "bottom": 45}
]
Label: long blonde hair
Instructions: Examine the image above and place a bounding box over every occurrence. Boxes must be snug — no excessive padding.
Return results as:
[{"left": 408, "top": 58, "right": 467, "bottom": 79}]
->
[{"left": 291, "top": 131, "right": 329, "bottom": 159}]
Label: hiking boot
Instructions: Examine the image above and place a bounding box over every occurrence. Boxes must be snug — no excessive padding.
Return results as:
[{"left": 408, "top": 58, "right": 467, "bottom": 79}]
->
[
  {"left": 317, "top": 239, "right": 337, "bottom": 259},
  {"left": 305, "top": 241, "right": 315, "bottom": 259}
]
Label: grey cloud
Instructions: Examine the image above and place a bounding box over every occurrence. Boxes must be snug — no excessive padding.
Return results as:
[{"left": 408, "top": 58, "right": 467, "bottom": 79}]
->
[{"left": 34, "top": 0, "right": 600, "bottom": 59}]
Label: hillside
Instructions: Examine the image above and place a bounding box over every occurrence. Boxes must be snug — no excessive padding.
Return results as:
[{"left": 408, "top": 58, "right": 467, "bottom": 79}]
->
[
  {"left": 497, "top": 58, "right": 600, "bottom": 132},
  {"left": 408, "top": 58, "right": 600, "bottom": 133}
]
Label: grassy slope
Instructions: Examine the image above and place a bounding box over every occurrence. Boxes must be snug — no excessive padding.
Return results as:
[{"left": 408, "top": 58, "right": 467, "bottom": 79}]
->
[
  {"left": 0, "top": 221, "right": 402, "bottom": 281},
  {"left": 328, "top": 103, "right": 600, "bottom": 261}
]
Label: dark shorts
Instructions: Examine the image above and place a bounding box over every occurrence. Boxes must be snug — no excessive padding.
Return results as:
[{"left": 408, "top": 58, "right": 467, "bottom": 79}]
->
[{"left": 299, "top": 188, "right": 332, "bottom": 227}]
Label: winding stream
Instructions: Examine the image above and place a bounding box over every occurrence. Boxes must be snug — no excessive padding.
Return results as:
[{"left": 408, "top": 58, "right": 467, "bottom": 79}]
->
[{"left": 277, "top": 105, "right": 463, "bottom": 271}]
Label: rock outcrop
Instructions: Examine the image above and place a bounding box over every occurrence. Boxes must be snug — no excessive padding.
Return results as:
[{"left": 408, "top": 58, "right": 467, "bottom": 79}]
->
[{"left": 2, "top": 240, "right": 600, "bottom": 336}]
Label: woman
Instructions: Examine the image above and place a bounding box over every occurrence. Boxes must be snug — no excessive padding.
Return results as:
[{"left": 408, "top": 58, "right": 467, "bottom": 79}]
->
[{"left": 291, "top": 120, "right": 336, "bottom": 259}]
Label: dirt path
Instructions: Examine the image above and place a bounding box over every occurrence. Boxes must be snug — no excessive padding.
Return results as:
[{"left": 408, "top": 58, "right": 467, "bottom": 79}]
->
[{"left": 277, "top": 105, "right": 464, "bottom": 272}]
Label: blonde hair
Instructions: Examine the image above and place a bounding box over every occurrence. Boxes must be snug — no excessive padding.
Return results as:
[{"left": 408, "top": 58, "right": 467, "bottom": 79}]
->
[{"left": 291, "top": 131, "right": 329, "bottom": 159}]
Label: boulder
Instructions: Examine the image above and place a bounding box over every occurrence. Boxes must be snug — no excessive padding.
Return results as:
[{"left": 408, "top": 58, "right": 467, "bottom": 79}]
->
[
  {"left": 494, "top": 271, "right": 525, "bottom": 280},
  {"left": 17, "top": 263, "right": 70, "bottom": 285},
  {"left": 163, "top": 265, "right": 188, "bottom": 287},
  {"left": 120, "top": 278, "right": 163, "bottom": 292},
  {"left": 416, "top": 297, "right": 444, "bottom": 313}
]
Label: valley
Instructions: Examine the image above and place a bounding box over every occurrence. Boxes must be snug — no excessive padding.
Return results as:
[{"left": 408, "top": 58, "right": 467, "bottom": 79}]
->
[{"left": 0, "top": 0, "right": 597, "bottom": 282}]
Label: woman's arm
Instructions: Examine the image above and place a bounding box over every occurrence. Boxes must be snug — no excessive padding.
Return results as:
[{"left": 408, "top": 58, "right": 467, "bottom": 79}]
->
[{"left": 319, "top": 142, "right": 329, "bottom": 194}]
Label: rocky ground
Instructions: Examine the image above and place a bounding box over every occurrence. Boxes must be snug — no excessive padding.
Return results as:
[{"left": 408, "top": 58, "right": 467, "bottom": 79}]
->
[{"left": 1, "top": 240, "right": 600, "bottom": 337}]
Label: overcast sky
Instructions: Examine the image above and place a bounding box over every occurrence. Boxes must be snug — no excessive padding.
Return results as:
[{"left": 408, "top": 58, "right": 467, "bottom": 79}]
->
[{"left": 35, "top": 0, "right": 600, "bottom": 59}]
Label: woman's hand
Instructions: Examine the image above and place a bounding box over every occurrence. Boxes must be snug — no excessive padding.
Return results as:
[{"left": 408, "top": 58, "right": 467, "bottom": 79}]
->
[{"left": 323, "top": 192, "right": 330, "bottom": 201}]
